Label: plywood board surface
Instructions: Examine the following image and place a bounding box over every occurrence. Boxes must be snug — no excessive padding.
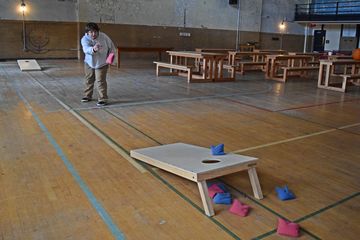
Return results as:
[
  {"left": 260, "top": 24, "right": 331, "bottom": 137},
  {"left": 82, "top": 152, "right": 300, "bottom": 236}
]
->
[
  {"left": 17, "top": 59, "right": 42, "bottom": 71},
  {"left": 131, "top": 143, "right": 257, "bottom": 181}
]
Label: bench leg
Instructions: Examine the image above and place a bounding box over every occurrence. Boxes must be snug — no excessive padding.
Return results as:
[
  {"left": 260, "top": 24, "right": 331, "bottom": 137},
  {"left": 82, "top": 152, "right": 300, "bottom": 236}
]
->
[
  {"left": 197, "top": 181, "right": 215, "bottom": 217},
  {"left": 248, "top": 167, "right": 263, "bottom": 200},
  {"left": 230, "top": 67, "right": 235, "bottom": 79},
  {"left": 342, "top": 77, "right": 347, "bottom": 92},
  {"left": 283, "top": 69, "right": 288, "bottom": 82},
  {"left": 156, "top": 64, "right": 160, "bottom": 76},
  {"left": 239, "top": 64, "right": 244, "bottom": 75}
]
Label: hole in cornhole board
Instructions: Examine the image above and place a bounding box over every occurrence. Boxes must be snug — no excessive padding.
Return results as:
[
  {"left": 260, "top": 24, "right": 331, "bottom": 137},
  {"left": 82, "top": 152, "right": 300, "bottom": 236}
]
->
[{"left": 202, "top": 159, "right": 221, "bottom": 164}]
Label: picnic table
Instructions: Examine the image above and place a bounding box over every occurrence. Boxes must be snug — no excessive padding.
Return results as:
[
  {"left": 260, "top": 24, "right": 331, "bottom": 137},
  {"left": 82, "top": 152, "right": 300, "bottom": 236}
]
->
[
  {"left": 318, "top": 59, "right": 360, "bottom": 92},
  {"left": 265, "top": 54, "right": 317, "bottom": 82},
  {"left": 227, "top": 51, "right": 269, "bottom": 75},
  {"left": 155, "top": 51, "right": 234, "bottom": 82}
]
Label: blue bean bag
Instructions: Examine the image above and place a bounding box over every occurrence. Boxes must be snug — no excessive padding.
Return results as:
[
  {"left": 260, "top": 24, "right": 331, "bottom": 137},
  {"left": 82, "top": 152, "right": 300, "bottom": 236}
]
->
[
  {"left": 213, "top": 192, "right": 232, "bottom": 205},
  {"left": 275, "top": 185, "right": 296, "bottom": 201},
  {"left": 211, "top": 143, "right": 225, "bottom": 155}
]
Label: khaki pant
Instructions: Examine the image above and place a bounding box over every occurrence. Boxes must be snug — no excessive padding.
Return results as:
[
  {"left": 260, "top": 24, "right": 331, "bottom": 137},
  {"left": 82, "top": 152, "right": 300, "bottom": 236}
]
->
[{"left": 83, "top": 63, "right": 108, "bottom": 101}]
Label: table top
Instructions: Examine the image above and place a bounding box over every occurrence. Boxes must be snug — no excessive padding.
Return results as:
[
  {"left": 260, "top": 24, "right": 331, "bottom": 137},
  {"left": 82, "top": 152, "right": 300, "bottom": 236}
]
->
[
  {"left": 320, "top": 59, "right": 360, "bottom": 65},
  {"left": 130, "top": 143, "right": 258, "bottom": 181},
  {"left": 228, "top": 51, "right": 270, "bottom": 55},
  {"left": 167, "top": 51, "right": 227, "bottom": 58},
  {"left": 288, "top": 52, "right": 324, "bottom": 56},
  {"left": 266, "top": 54, "right": 313, "bottom": 60},
  {"left": 196, "top": 48, "right": 234, "bottom": 52},
  {"left": 117, "top": 46, "right": 173, "bottom": 51},
  {"left": 254, "top": 49, "right": 287, "bottom": 53}
]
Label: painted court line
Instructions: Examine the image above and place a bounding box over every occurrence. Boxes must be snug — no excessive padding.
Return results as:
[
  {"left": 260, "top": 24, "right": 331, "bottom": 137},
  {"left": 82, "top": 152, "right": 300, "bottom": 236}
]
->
[
  {"left": 252, "top": 192, "right": 360, "bottom": 240},
  {"left": 232, "top": 129, "right": 336, "bottom": 153},
  {"left": 233, "top": 120, "right": 360, "bottom": 154},
  {"left": 338, "top": 122, "right": 360, "bottom": 129},
  {"left": 27, "top": 72, "right": 146, "bottom": 173},
  {"left": 27, "top": 70, "right": 356, "bottom": 239},
  {"left": 98, "top": 110, "right": 242, "bottom": 239},
  {"left": 94, "top": 96, "right": 325, "bottom": 240},
  {"left": 12, "top": 83, "right": 126, "bottom": 240},
  {"left": 73, "top": 86, "right": 273, "bottom": 111},
  {"left": 294, "top": 192, "right": 360, "bottom": 223},
  {"left": 105, "top": 109, "right": 162, "bottom": 145},
  {"left": 27, "top": 71, "right": 242, "bottom": 239},
  {"left": 274, "top": 98, "right": 360, "bottom": 112}
]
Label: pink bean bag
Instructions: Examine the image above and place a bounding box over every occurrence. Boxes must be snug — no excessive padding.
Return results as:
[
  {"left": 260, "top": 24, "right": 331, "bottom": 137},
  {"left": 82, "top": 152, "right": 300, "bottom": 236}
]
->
[
  {"left": 208, "top": 184, "right": 224, "bottom": 198},
  {"left": 106, "top": 53, "right": 115, "bottom": 64},
  {"left": 277, "top": 218, "right": 300, "bottom": 237},
  {"left": 229, "top": 199, "right": 250, "bottom": 217}
]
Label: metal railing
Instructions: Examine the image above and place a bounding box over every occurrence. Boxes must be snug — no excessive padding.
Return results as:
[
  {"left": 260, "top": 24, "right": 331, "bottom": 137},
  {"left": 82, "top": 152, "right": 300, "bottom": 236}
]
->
[{"left": 295, "top": 0, "right": 360, "bottom": 21}]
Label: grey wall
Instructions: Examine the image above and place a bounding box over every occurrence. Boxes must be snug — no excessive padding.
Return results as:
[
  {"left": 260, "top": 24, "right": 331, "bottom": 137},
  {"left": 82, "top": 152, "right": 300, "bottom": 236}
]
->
[
  {"left": 260, "top": 0, "right": 306, "bottom": 35},
  {"left": 0, "top": 0, "right": 307, "bottom": 59},
  {"left": 0, "top": 0, "right": 77, "bottom": 22},
  {"left": 78, "top": 0, "right": 262, "bottom": 32},
  {"left": 0, "top": 0, "right": 304, "bottom": 35}
]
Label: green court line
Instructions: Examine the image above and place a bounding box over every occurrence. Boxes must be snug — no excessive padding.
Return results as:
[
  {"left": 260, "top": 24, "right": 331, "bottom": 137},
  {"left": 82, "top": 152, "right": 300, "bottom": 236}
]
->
[
  {"left": 5, "top": 70, "right": 126, "bottom": 240},
  {"left": 144, "top": 166, "right": 241, "bottom": 240},
  {"left": 104, "top": 109, "right": 162, "bottom": 145},
  {"left": 251, "top": 192, "right": 359, "bottom": 239},
  {"left": 27, "top": 70, "right": 241, "bottom": 239},
  {"left": 103, "top": 109, "right": 326, "bottom": 240},
  {"left": 223, "top": 181, "right": 325, "bottom": 240},
  {"left": 75, "top": 110, "right": 241, "bottom": 240},
  {"left": 251, "top": 229, "right": 276, "bottom": 240},
  {"left": 222, "top": 181, "right": 287, "bottom": 220},
  {"left": 253, "top": 228, "right": 321, "bottom": 240},
  {"left": 29, "top": 70, "right": 353, "bottom": 240},
  {"left": 294, "top": 192, "right": 360, "bottom": 223},
  {"left": 103, "top": 109, "right": 323, "bottom": 240},
  {"left": 300, "top": 229, "right": 322, "bottom": 240},
  {"left": 86, "top": 108, "right": 355, "bottom": 240}
]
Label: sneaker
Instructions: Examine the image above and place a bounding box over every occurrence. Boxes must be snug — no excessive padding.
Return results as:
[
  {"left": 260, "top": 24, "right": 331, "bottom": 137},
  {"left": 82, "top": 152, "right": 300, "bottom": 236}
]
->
[
  {"left": 96, "top": 100, "right": 107, "bottom": 107},
  {"left": 81, "top": 97, "right": 92, "bottom": 102}
]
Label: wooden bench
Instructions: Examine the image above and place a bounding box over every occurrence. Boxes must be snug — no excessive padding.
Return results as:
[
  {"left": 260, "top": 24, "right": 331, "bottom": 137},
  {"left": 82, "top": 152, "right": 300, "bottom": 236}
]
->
[
  {"left": 154, "top": 61, "right": 193, "bottom": 83},
  {"left": 117, "top": 47, "right": 173, "bottom": 68},
  {"left": 237, "top": 62, "right": 266, "bottom": 75},
  {"left": 308, "top": 61, "right": 320, "bottom": 65},
  {"left": 336, "top": 74, "right": 360, "bottom": 92},
  {"left": 223, "top": 64, "right": 236, "bottom": 78},
  {"left": 282, "top": 66, "right": 319, "bottom": 82}
]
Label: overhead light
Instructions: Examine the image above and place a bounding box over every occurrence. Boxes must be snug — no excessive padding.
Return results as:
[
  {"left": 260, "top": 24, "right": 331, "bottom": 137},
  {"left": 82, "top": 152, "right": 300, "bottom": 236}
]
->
[
  {"left": 279, "top": 20, "right": 286, "bottom": 31},
  {"left": 20, "top": 1, "right": 26, "bottom": 12}
]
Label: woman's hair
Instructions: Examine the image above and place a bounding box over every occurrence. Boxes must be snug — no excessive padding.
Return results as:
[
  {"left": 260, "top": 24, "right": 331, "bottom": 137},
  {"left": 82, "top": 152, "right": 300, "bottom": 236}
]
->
[{"left": 85, "top": 22, "right": 100, "bottom": 33}]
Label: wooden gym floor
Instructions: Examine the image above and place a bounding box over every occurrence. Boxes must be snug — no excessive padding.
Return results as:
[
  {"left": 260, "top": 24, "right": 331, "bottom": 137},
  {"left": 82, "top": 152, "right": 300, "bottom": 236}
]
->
[{"left": 0, "top": 59, "right": 359, "bottom": 240}]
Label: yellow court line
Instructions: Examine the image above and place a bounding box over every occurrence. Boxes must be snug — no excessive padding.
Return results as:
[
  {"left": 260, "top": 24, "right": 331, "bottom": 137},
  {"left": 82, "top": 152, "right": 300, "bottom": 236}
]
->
[
  {"left": 232, "top": 129, "right": 337, "bottom": 153},
  {"left": 338, "top": 122, "right": 360, "bottom": 129},
  {"left": 233, "top": 121, "right": 360, "bottom": 153}
]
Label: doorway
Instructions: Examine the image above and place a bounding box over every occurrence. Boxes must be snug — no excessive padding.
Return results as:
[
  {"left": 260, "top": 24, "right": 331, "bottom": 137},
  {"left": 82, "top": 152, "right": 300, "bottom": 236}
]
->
[{"left": 313, "top": 30, "right": 326, "bottom": 51}]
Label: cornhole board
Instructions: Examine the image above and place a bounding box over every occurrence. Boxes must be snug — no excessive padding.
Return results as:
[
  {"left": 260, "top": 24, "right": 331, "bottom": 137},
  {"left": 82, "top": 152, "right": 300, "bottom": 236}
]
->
[
  {"left": 17, "top": 59, "right": 41, "bottom": 71},
  {"left": 130, "top": 143, "right": 263, "bottom": 216}
]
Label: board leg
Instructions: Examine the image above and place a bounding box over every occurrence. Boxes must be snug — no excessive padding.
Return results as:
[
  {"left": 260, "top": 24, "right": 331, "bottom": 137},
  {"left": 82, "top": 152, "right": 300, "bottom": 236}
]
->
[
  {"left": 197, "top": 181, "right": 215, "bottom": 217},
  {"left": 248, "top": 167, "right": 263, "bottom": 199}
]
